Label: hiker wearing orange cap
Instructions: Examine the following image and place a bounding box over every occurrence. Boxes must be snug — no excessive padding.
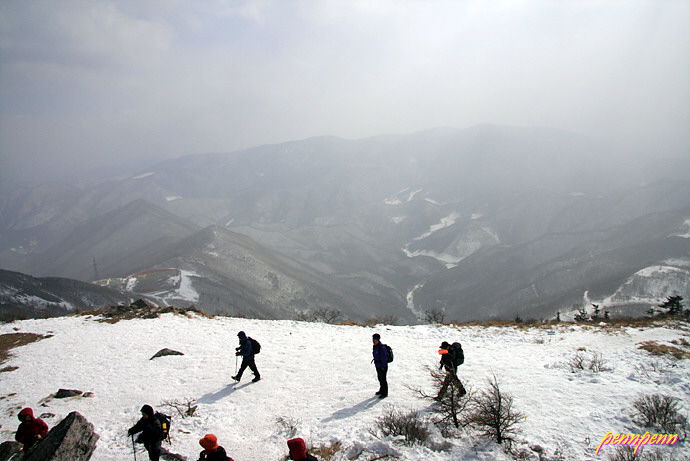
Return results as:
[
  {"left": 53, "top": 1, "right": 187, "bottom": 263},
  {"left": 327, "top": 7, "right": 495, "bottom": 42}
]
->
[
  {"left": 437, "top": 341, "right": 466, "bottom": 400},
  {"left": 15, "top": 407, "right": 49, "bottom": 452},
  {"left": 287, "top": 437, "right": 319, "bottom": 461},
  {"left": 197, "top": 434, "right": 233, "bottom": 461}
]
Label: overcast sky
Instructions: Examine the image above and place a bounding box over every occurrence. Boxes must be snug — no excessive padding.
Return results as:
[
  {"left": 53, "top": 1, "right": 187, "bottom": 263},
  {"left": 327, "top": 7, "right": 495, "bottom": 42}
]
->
[{"left": 1, "top": 0, "right": 689, "bottom": 185}]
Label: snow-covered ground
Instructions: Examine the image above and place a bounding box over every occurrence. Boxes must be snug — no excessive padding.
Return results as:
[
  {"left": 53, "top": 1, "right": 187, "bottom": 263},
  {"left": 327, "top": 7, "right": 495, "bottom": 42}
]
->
[{"left": 1, "top": 315, "right": 689, "bottom": 460}]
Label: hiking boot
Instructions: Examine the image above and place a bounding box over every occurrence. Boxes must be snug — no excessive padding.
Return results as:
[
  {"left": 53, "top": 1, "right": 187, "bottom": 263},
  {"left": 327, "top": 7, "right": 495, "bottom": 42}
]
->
[
  {"left": 252, "top": 376, "right": 261, "bottom": 382},
  {"left": 231, "top": 376, "right": 240, "bottom": 382},
  {"left": 375, "top": 390, "right": 382, "bottom": 395},
  {"left": 378, "top": 394, "right": 388, "bottom": 399}
]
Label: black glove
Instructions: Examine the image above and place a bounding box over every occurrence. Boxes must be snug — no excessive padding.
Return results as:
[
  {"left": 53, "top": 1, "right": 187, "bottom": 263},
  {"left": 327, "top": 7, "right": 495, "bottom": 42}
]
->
[{"left": 235, "top": 352, "right": 241, "bottom": 356}]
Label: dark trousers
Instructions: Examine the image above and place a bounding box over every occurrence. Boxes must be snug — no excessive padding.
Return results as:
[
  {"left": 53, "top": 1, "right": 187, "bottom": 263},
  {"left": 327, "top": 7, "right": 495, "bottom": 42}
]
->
[
  {"left": 236, "top": 357, "right": 259, "bottom": 379},
  {"left": 437, "top": 370, "right": 464, "bottom": 400},
  {"left": 376, "top": 366, "right": 388, "bottom": 396},
  {"left": 144, "top": 441, "right": 161, "bottom": 461}
]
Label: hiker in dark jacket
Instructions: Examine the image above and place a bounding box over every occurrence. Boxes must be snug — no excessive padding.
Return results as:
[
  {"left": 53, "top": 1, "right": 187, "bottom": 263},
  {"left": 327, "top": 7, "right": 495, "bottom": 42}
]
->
[
  {"left": 197, "top": 434, "right": 234, "bottom": 461},
  {"left": 232, "top": 330, "right": 260, "bottom": 382},
  {"left": 127, "top": 404, "right": 163, "bottom": 461},
  {"left": 15, "top": 407, "right": 49, "bottom": 452},
  {"left": 437, "top": 341, "right": 465, "bottom": 400},
  {"left": 372, "top": 333, "right": 389, "bottom": 399},
  {"left": 287, "top": 437, "right": 319, "bottom": 461}
]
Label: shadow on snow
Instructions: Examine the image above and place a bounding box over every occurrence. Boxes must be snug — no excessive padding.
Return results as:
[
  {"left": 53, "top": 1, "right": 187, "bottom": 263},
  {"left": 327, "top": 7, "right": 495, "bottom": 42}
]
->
[
  {"left": 195, "top": 381, "right": 255, "bottom": 404},
  {"left": 321, "top": 396, "right": 382, "bottom": 423}
]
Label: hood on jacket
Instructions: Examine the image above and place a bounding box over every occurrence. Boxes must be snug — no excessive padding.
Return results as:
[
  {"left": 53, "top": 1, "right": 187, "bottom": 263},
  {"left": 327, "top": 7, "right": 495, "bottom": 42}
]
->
[
  {"left": 287, "top": 437, "right": 307, "bottom": 460},
  {"left": 18, "top": 408, "right": 34, "bottom": 421},
  {"left": 238, "top": 331, "right": 247, "bottom": 340}
]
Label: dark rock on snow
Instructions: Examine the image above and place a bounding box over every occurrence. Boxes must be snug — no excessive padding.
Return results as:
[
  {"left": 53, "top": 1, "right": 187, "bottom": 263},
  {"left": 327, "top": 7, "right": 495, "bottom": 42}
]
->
[
  {"left": 54, "top": 389, "right": 82, "bottom": 399},
  {"left": 0, "top": 441, "right": 22, "bottom": 461},
  {"left": 21, "top": 411, "right": 99, "bottom": 461},
  {"left": 151, "top": 348, "right": 184, "bottom": 360}
]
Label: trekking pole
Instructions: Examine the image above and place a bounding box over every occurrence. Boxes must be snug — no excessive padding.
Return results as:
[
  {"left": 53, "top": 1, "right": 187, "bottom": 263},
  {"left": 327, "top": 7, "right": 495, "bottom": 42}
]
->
[
  {"left": 131, "top": 434, "right": 137, "bottom": 461},
  {"left": 235, "top": 354, "right": 238, "bottom": 375}
]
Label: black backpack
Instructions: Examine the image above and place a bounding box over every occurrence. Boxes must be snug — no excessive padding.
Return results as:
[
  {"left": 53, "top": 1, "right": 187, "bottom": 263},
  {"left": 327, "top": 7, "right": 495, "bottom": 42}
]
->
[
  {"left": 155, "top": 412, "right": 171, "bottom": 442},
  {"left": 249, "top": 337, "right": 261, "bottom": 354},
  {"left": 450, "top": 342, "right": 464, "bottom": 366},
  {"left": 385, "top": 344, "right": 394, "bottom": 363}
]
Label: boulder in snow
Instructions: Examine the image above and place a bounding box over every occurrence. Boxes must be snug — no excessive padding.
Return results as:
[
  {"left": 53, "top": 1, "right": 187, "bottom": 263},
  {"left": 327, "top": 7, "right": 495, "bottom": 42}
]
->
[{"left": 21, "top": 411, "right": 99, "bottom": 461}]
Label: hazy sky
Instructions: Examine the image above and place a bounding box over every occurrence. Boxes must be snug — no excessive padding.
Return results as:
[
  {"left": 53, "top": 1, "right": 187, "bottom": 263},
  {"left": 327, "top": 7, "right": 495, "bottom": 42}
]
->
[{"left": 1, "top": 0, "right": 689, "bottom": 185}]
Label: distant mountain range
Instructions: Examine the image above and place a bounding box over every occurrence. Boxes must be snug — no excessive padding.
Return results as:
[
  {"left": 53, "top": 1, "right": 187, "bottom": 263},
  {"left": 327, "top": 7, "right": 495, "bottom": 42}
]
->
[{"left": 1, "top": 125, "right": 688, "bottom": 322}]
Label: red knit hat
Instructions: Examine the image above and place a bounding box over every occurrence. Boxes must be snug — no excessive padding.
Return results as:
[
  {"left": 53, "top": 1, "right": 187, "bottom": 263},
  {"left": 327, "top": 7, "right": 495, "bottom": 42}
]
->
[
  {"left": 199, "top": 434, "right": 219, "bottom": 451},
  {"left": 287, "top": 437, "right": 307, "bottom": 460}
]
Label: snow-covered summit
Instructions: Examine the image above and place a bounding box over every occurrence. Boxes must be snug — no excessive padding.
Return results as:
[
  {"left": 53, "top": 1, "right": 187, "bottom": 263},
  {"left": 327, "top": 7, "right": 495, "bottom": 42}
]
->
[{"left": 1, "top": 314, "right": 689, "bottom": 460}]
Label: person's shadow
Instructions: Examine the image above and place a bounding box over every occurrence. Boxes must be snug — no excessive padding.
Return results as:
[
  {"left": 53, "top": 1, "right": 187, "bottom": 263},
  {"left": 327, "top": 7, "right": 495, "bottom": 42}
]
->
[
  {"left": 196, "top": 382, "right": 253, "bottom": 405},
  {"left": 321, "top": 396, "right": 382, "bottom": 423}
]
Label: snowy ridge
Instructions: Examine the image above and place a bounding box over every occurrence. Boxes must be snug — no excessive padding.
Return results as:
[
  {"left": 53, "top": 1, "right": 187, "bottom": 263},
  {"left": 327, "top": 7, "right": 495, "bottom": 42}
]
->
[
  {"left": 1, "top": 315, "right": 689, "bottom": 460},
  {"left": 600, "top": 265, "right": 690, "bottom": 308}
]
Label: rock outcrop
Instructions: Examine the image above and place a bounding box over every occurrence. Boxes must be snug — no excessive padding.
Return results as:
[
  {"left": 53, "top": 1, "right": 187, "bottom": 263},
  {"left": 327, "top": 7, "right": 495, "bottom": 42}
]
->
[{"left": 21, "top": 411, "right": 99, "bottom": 461}]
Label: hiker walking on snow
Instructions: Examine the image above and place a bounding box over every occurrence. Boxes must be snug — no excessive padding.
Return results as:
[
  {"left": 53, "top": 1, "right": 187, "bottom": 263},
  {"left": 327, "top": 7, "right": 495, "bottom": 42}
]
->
[
  {"left": 437, "top": 341, "right": 466, "bottom": 400},
  {"left": 287, "top": 437, "right": 319, "bottom": 461},
  {"left": 232, "top": 331, "right": 260, "bottom": 383},
  {"left": 372, "top": 333, "right": 389, "bottom": 399},
  {"left": 127, "top": 404, "right": 163, "bottom": 461},
  {"left": 15, "top": 407, "right": 49, "bottom": 452},
  {"left": 197, "top": 434, "right": 234, "bottom": 461}
]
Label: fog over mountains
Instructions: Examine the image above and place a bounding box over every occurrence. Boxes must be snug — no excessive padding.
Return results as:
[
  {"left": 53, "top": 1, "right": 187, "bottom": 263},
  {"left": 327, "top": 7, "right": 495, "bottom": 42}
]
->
[{"left": 1, "top": 125, "right": 689, "bottom": 322}]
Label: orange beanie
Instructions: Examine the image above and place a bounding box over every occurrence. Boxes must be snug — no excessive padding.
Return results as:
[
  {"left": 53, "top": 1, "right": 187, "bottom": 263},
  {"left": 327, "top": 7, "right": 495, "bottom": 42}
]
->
[{"left": 199, "top": 434, "right": 219, "bottom": 451}]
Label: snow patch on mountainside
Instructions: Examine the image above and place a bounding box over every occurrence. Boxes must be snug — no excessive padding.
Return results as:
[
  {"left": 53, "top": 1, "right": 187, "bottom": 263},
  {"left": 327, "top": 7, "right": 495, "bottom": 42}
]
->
[
  {"left": 402, "top": 247, "right": 464, "bottom": 269},
  {"left": 131, "top": 172, "right": 155, "bottom": 180},
  {"left": 413, "top": 212, "right": 461, "bottom": 241},
  {"left": 675, "top": 219, "right": 690, "bottom": 238},
  {"left": 384, "top": 188, "right": 423, "bottom": 205}
]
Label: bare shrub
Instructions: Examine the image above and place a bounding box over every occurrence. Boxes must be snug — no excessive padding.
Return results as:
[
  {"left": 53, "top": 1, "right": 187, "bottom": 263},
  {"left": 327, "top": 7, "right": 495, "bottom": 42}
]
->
[
  {"left": 466, "top": 375, "right": 525, "bottom": 446},
  {"left": 567, "top": 349, "right": 612, "bottom": 373},
  {"left": 410, "top": 365, "right": 473, "bottom": 430},
  {"left": 374, "top": 405, "right": 430, "bottom": 446},
  {"left": 160, "top": 398, "right": 198, "bottom": 418},
  {"left": 310, "top": 441, "right": 342, "bottom": 461},
  {"left": 567, "top": 350, "right": 587, "bottom": 372},
  {"left": 632, "top": 394, "right": 688, "bottom": 438},
  {"left": 589, "top": 351, "right": 612, "bottom": 372},
  {"left": 367, "top": 315, "right": 398, "bottom": 326},
  {"left": 275, "top": 415, "right": 301, "bottom": 438},
  {"left": 422, "top": 309, "right": 446, "bottom": 324},
  {"left": 296, "top": 308, "right": 342, "bottom": 324}
]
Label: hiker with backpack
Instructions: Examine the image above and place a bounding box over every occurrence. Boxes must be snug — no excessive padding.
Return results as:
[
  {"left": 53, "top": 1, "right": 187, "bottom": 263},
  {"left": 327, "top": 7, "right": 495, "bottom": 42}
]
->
[
  {"left": 127, "top": 404, "right": 166, "bottom": 461},
  {"left": 197, "top": 434, "right": 234, "bottom": 461},
  {"left": 287, "top": 437, "right": 319, "bottom": 461},
  {"left": 437, "top": 341, "right": 466, "bottom": 400},
  {"left": 371, "top": 333, "right": 390, "bottom": 399},
  {"left": 232, "top": 330, "right": 261, "bottom": 383},
  {"left": 15, "top": 407, "right": 49, "bottom": 452}
]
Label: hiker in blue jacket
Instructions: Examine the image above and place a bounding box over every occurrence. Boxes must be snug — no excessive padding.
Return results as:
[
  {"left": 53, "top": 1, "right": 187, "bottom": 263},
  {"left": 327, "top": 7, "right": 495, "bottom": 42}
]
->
[
  {"left": 372, "top": 333, "right": 389, "bottom": 399},
  {"left": 232, "top": 331, "right": 260, "bottom": 383}
]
